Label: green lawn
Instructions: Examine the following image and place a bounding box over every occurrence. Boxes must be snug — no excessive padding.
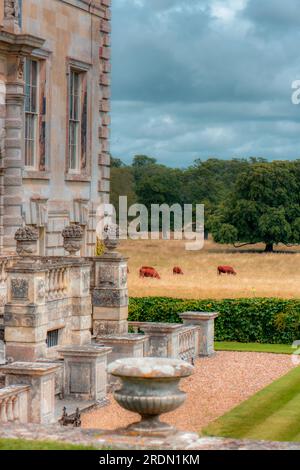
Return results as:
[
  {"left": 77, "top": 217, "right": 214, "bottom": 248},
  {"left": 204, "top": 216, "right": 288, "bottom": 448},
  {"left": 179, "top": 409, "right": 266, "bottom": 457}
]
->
[
  {"left": 0, "top": 439, "right": 98, "bottom": 450},
  {"left": 203, "top": 366, "right": 300, "bottom": 442},
  {"left": 215, "top": 342, "right": 295, "bottom": 354}
]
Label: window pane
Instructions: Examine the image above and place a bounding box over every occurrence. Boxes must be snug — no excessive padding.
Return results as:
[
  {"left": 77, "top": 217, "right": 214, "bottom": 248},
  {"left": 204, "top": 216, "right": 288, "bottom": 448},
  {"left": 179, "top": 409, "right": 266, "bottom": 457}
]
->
[{"left": 31, "top": 61, "right": 38, "bottom": 87}]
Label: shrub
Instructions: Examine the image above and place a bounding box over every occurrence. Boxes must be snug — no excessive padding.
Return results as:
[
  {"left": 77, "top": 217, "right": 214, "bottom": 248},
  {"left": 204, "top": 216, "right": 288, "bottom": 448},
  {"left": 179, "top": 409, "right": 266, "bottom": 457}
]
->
[{"left": 128, "top": 297, "right": 300, "bottom": 344}]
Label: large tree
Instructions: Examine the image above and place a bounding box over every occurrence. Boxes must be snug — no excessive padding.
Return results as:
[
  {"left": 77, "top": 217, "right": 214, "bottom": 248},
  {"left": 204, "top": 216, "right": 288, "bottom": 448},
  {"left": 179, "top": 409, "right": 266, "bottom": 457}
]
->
[{"left": 210, "top": 161, "right": 300, "bottom": 252}]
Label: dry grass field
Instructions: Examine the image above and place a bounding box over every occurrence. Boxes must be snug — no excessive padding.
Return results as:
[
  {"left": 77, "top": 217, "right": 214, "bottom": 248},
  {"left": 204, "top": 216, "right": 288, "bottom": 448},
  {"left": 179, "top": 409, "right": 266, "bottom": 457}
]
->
[{"left": 120, "top": 237, "right": 300, "bottom": 299}]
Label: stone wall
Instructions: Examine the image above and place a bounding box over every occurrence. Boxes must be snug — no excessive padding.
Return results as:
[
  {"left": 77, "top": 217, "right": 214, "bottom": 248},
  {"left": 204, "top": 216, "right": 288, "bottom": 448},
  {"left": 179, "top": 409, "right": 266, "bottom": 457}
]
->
[{"left": 0, "top": 0, "right": 111, "bottom": 256}]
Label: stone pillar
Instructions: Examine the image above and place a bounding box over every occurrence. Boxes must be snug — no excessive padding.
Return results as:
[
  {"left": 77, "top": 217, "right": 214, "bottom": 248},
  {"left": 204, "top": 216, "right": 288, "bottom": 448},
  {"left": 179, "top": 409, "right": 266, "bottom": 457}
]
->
[
  {"left": 92, "top": 252, "right": 129, "bottom": 336},
  {"left": 98, "top": 0, "right": 111, "bottom": 204},
  {"left": 179, "top": 312, "right": 219, "bottom": 357},
  {"left": 139, "top": 323, "right": 183, "bottom": 358},
  {"left": 69, "top": 261, "right": 92, "bottom": 346},
  {"left": 3, "top": 52, "right": 26, "bottom": 254},
  {"left": 4, "top": 258, "right": 49, "bottom": 362},
  {"left": 58, "top": 345, "right": 111, "bottom": 403},
  {"left": 96, "top": 334, "right": 148, "bottom": 364},
  {"left": 1, "top": 362, "right": 59, "bottom": 424}
]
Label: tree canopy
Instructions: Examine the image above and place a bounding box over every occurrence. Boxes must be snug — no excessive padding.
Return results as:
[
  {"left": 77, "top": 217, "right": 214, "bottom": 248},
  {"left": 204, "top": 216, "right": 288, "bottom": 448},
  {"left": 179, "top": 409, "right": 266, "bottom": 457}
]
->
[{"left": 110, "top": 156, "right": 300, "bottom": 251}]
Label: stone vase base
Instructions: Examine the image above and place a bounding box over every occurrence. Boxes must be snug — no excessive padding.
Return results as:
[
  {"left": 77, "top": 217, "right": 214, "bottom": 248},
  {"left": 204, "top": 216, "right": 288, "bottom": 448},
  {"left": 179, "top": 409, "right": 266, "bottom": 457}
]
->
[{"left": 127, "top": 416, "right": 176, "bottom": 437}]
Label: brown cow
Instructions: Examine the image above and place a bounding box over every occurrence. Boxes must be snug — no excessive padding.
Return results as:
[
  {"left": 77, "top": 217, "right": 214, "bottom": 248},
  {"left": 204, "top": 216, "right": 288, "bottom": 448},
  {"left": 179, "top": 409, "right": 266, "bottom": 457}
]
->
[
  {"left": 173, "top": 266, "right": 184, "bottom": 275},
  {"left": 218, "top": 265, "right": 237, "bottom": 276},
  {"left": 140, "top": 266, "right": 161, "bottom": 279}
]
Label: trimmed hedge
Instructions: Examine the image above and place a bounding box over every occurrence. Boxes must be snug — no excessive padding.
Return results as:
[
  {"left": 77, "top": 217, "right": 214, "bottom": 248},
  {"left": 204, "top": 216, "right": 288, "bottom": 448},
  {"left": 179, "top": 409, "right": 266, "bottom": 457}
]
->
[{"left": 128, "top": 297, "right": 300, "bottom": 345}]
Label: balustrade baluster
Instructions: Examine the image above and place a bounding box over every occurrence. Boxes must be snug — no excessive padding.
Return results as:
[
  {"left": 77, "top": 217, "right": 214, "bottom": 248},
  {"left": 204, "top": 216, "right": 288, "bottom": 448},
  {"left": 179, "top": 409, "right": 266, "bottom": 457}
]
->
[
  {"left": 0, "top": 399, "right": 8, "bottom": 423},
  {"left": 7, "top": 397, "right": 14, "bottom": 421},
  {"left": 12, "top": 396, "right": 19, "bottom": 422}
]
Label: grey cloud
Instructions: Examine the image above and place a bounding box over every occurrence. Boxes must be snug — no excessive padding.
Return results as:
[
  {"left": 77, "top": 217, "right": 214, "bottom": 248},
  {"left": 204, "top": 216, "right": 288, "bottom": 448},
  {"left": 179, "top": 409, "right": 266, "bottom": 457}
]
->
[{"left": 111, "top": 0, "right": 300, "bottom": 166}]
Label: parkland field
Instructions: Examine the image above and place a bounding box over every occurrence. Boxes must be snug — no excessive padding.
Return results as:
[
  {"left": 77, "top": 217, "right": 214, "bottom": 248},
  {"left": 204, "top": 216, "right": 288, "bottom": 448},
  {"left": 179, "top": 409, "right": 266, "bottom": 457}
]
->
[{"left": 120, "top": 238, "right": 300, "bottom": 299}]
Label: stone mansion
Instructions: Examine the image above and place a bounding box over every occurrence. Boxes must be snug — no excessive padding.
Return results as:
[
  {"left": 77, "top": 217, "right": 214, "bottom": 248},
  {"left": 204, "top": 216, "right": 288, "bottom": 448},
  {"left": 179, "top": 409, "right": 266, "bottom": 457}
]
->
[{"left": 0, "top": 0, "right": 111, "bottom": 257}]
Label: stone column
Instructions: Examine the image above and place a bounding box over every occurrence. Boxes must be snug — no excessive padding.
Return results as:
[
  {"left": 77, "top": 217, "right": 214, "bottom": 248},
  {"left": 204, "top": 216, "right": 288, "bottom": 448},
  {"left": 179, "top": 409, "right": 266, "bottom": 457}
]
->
[
  {"left": 92, "top": 252, "right": 129, "bottom": 335},
  {"left": 3, "top": 52, "right": 25, "bottom": 253},
  {"left": 69, "top": 260, "right": 93, "bottom": 346},
  {"left": 179, "top": 312, "right": 219, "bottom": 357},
  {"left": 1, "top": 362, "right": 59, "bottom": 424},
  {"left": 4, "top": 257, "right": 49, "bottom": 362},
  {"left": 58, "top": 345, "right": 111, "bottom": 403}
]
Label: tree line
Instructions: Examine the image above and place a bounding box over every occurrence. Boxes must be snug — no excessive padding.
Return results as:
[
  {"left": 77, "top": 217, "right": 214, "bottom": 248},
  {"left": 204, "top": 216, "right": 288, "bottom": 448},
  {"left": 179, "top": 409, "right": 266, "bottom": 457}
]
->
[{"left": 111, "top": 155, "right": 300, "bottom": 252}]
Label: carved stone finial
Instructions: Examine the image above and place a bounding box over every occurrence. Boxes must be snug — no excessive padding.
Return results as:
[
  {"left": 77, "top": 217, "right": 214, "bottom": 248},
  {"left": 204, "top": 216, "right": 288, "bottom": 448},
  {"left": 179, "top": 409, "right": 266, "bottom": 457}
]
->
[
  {"left": 62, "top": 225, "right": 84, "bottom": 256},
  {"left": 15, "top": 226, "right": 38, "bottom": 256},
  {"left": 102, "top": 224, "right": 119, "bottom": 252}
]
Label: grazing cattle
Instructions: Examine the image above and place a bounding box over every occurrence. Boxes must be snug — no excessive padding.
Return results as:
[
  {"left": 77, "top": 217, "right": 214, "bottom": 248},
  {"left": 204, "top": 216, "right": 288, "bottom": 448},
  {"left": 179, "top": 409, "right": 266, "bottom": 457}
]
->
[
  {"left": 173, "top": 266, "right": 184, "bottom": 275},
  {"left": 139, "top": 266, "right": 161, "bottom": 279},
  {"left": 218, "top": 265, "right": 237, "bottom": 276}
]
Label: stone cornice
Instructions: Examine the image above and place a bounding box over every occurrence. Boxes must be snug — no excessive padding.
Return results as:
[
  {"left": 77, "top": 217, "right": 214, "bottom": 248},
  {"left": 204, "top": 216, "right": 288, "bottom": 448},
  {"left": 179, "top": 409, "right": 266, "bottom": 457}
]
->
[
  {"left": 58, "top": 0, "right": 106, "bottom": 17},
  {"left": 0, "top": 30, "right": 45, "bottom": 54}
]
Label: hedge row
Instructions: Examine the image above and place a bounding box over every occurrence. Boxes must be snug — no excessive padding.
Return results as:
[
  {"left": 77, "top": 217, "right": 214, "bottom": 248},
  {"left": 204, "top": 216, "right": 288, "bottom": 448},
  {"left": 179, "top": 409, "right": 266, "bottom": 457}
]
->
[{"left": 128, "top": 297, "right": 300, "bottom": 345}]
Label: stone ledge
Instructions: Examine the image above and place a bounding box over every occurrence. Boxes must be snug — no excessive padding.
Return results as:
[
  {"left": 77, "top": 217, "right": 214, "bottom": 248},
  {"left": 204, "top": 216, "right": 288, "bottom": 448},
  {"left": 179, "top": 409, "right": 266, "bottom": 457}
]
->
[{"left": 0, "top": 423, "right": 300, "bottom": 450}]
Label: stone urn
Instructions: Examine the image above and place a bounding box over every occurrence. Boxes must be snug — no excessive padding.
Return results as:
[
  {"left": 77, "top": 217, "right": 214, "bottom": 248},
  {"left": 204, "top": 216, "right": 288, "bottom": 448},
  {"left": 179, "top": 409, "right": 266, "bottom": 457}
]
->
[
  {"left": 15, "top": 226, "right": 38, "bottom": 256},
  {"left": 102, "top": 224, "right": 119, "bottom": 253},
  {"left": 62, "top": 225, "right": 84, "bottom": 256},
  {"left": 108, "top": 357, "right": 194, "bottom": 436}
]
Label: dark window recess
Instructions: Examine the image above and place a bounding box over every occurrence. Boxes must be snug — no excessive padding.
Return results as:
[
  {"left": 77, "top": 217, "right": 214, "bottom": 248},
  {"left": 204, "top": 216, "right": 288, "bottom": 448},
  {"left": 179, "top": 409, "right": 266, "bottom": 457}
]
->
[{"left": 47, "top": 330, "right": 59, "bottom": 348}]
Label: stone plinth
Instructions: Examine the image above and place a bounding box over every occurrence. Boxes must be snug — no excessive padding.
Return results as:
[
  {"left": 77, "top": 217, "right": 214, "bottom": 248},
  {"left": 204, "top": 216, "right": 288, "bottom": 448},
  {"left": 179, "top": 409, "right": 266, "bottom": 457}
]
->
[
  {"left": 133, "top": 323, "right": 184, "bottom": 359},
  {"left": 95, "top": 334, "right": 149, "bottom": 365},
  {"left": 179, "top": 312, "right": 219, "bottom": 357},
  {"left": 0, "top": 362, "right": 59, "bottom": 424},
  {"left": 58, "top": 345, "right": 112, "bottom": 403},
  {"left": 92, "top": 253, "right": 129, "bottom": 336},
  {"left": 4, "top": 260, "right": 50, "bottom": 361}
]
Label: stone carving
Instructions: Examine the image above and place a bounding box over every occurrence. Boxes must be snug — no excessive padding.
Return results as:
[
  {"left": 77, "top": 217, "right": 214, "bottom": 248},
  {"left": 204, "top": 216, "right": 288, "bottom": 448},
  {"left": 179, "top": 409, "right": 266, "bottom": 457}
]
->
[
  {"left": 37, "top": 280, "right": 46, "bottom": 300},
  {"left": 121, "top": 266, "right": 127, "bottom": 287},
  {"left": 109, "top": 358, "right": 194, "bottom": 436},
  {"left": 62, "top": 225, "right": 84, "bottom": 256},
  {"left": 17, "top": 57, "right": 24, "bottom": 80},
  {"left": 82, "top": 271, "right": 90, "bottom": 294},
  {"left": 11, "top": 278, "right": 29, "bottom": 300},
  {"left": 0, "top": 127, "right": 6, "bottom": 160},
  {"left": 15, "top": 226, "right": 38, "bottom": 256},
  {"left": 4, "top": 0, "right": 19, "bottom": 19},
  {"left": 99, "top": 265, "right": 115, "bottom": 287},
  {"left": 0, "top": 340, "right": 5, "bottom": 365},
  {"left": 102, "top": 224, "right": 119, "bottom": 252}
]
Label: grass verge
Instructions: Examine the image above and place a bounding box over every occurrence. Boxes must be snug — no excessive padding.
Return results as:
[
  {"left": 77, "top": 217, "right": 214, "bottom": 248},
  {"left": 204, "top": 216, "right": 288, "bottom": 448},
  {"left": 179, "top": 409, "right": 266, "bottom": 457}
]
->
[
  {"left": 215, "top": 342, "right": 295, "bottom": 354},
  {"left": 0, "top": 438, "right": 98, "bottom": 450},
  {"left": 203, "top": 367, "right": 300, "bottom": 442}
]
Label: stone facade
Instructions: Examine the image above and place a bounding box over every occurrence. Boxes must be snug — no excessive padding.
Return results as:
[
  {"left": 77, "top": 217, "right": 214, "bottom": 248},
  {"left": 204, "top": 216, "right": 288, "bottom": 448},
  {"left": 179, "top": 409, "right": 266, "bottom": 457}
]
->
[{"left": 0, "top": 0, "right": 111, "bottom": 256}]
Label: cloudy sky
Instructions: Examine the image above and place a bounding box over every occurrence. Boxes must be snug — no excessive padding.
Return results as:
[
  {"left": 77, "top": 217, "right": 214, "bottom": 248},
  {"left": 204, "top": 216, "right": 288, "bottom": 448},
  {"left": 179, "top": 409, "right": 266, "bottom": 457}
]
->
[{"left": 111, "top": 0, "right": 300, "bottom": 167}]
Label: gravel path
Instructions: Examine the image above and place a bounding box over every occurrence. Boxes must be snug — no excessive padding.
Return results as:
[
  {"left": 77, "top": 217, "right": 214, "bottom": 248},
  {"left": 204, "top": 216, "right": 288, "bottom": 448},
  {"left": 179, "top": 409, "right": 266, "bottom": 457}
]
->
[{"left": 82, "top": 352, "right": 296, "bottom": 434}]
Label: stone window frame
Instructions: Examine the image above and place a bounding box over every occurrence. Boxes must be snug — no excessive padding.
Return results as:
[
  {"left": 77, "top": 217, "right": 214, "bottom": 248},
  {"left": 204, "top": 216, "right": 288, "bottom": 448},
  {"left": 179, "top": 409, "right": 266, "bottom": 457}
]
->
[
  {"left": 24, "top": 57, "right": 39, "bottom": 169},
  {"left": 65, "top": 58, "right": 92, "bottom": 182},
  {"left": 23, "top": 48, "right": 52, "bottom": 181}
]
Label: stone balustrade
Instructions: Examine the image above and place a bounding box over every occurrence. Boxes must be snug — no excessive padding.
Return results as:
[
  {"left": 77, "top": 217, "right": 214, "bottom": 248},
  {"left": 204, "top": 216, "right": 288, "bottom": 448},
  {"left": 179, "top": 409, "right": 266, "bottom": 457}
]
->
[
  {"left": 45, "top": 265, "right": 68, "bottom": 301},
  {"left": 178, "top": 326, "right": 199, "bottom": 361},
  {"left": 0, "top": 385, "right": 30, "bottom": 424},
  {"left": 129, "top": 322, "right": 198, "bottom": 361},
  {"left": 4, "top": 256, "right": 92, "bottom": 362}
]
